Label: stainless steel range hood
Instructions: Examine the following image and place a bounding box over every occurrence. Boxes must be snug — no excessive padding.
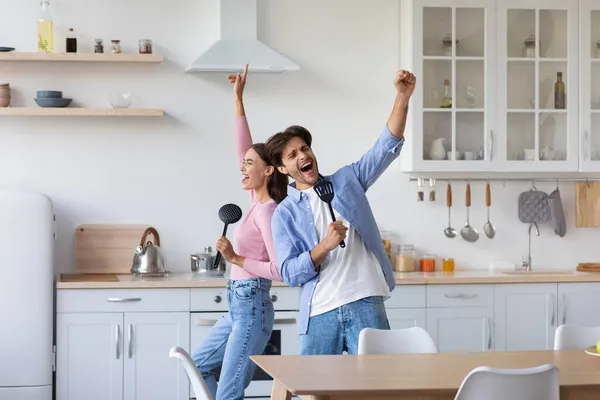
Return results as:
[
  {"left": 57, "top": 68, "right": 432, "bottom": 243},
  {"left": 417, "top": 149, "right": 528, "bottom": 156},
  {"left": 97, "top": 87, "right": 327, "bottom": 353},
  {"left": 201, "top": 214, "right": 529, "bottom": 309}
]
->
[{"left": 186, "top": 0, "right": 300, "bottom": 73}]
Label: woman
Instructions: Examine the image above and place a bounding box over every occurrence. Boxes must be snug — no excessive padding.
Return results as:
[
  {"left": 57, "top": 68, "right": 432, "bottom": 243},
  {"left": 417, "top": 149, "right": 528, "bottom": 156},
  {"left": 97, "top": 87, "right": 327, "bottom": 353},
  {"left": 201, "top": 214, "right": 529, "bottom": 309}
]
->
[{"left": 191, "top": 64, "right": 288, "bottom": 400}]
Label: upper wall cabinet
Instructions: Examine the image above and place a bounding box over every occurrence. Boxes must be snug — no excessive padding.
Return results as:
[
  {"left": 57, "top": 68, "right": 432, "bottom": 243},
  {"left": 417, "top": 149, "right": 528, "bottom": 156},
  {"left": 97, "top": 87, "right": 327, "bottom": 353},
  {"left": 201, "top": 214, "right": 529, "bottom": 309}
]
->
[{"left": 399, "top": 0, "right": 582, "bottom": 173}]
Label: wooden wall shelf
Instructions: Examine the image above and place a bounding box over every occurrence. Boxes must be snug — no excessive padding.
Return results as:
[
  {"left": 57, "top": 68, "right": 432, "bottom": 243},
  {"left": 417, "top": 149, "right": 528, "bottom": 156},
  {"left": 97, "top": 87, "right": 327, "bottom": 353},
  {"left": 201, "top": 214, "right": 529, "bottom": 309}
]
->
[
  {"left": 0, "top": 108, "right": 164, "bottom": 117},
  {"left": 0, "top": 52, "right": 163, "bottom": 63}
]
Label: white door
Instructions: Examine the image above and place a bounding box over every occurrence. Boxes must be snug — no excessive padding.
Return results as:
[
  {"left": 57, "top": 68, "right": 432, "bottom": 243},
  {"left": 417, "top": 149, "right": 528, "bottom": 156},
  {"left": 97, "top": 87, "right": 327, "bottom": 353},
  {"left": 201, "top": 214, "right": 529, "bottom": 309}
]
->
[
  {"left": 387, "top": 308, "right": 427, "bottom": 330},
  {"left": 494, "top": 284, "right": 557, "bottom": 351},
  {"left": 427, "top": 307, "right": 492, "bottom": 352},
  {"left": 56, "top": 313, "right": 123, "bottom": 400},
  {"left": 496, "top": 0, "right": 579, "bottom": 172},
  {"left": 123, "top": 312, "right": 190, "bottom": 400},
  {"left": 580, "top": 0, "right": 600, "bottom": 171},
  {"left": 558, "top": 283, "right": 600, "bottom": 326}
]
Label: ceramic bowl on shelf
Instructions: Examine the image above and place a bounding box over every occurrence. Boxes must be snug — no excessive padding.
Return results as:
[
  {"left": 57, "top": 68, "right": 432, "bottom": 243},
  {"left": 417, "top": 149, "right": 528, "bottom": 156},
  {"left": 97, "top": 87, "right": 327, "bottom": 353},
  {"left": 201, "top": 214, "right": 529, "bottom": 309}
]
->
[
  {"left": 34, "top": 97, "right": 72, "bottom": 108},
  {"left": 36, "top": 90, "right": 63, "bottom": 99},
  {"left": 0, "top": 97, "right": 10, "bottom": 107}
]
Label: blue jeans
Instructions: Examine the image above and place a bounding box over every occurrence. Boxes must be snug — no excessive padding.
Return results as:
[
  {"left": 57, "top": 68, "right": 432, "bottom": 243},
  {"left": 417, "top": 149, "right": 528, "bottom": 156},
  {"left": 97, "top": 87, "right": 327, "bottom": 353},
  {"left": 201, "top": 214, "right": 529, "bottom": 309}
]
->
[
  {"left": 298, "top": 296, "right": 389, "bottom": 355},
  {"left": 191, "top": 278, "right": 274, "bottom": 400}
]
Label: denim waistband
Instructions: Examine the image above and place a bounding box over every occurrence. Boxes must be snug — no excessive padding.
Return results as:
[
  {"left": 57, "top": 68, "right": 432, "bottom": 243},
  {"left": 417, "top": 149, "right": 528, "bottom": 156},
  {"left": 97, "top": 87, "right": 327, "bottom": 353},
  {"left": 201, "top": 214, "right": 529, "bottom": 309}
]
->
[{"left": 228, "top": 277, "right": 272, "bottom": 291}]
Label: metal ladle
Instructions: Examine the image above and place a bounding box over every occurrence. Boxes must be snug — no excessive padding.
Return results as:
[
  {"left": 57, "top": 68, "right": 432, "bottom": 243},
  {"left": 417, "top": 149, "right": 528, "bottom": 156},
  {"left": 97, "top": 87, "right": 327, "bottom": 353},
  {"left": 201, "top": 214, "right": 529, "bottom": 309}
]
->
[
  {"left": 444, "top": 183, "right": 457, "bottom": 238},
  {"left": 483, "top": 182, "right": 496, "bottom": 239},
  {"left": 461, "top": 182, "right": 479, "bottom": 242}
]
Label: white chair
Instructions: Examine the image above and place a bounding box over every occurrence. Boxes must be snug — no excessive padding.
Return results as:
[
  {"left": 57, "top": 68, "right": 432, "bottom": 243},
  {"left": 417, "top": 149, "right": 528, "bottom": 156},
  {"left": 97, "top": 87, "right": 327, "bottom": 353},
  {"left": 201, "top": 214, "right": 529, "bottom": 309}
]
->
[
  {"left": 454, "top": 364, "right": 559, "bottom": 400},
  {"left": 357, "top": 327, "right": 439, "bottom": 354},
  {"left": 554, "top": 324, "right": 600, "bottom": 350},
  {"left": 169, "top": 346, "right": 213, "bottom": 400}
]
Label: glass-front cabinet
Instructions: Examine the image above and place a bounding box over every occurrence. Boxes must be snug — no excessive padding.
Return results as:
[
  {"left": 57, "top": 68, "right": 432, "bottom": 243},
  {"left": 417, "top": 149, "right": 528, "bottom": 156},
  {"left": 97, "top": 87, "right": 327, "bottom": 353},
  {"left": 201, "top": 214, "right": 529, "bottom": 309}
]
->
[
  {"left": 580, "top": 0, "right": 600, "bottom": 172},
  {"left": 497, "top": 0, "right": 578, "bottom": 172},
  {"left": 399, "top": 0, "right": 580, "bottom": 173}
]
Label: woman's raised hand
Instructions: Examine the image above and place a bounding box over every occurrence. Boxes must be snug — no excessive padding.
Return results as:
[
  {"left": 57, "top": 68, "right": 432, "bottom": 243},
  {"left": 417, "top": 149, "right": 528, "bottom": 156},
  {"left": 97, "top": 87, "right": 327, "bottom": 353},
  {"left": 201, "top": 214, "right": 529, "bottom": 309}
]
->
[{"left": 227, "top": 63, "right": 248, "bottom": 100}]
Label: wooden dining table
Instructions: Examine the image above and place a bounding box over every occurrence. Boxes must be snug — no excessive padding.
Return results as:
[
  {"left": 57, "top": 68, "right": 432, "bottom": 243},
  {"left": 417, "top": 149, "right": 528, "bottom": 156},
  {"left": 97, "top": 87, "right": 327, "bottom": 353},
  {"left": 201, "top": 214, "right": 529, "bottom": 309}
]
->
[{"left": 251, "top": 349, "right": 600, "bottom": 400}]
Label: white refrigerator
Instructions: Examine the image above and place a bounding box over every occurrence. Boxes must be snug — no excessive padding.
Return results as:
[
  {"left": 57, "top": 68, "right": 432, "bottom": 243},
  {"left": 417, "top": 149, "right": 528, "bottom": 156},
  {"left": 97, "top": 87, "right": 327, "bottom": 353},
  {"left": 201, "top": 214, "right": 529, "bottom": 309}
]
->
[{"left": 0, "top": 190, "right": 54, "bottom": 400}]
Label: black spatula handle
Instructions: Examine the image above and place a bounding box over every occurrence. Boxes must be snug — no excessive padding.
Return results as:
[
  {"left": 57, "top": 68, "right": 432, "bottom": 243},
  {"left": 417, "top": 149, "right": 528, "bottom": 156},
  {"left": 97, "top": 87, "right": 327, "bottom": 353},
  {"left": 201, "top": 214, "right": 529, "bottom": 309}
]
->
[
  {"left": 327, "top": 203, "right": 345, "bottom": 248},
  {"left": 214, "top": 223, "right": 229, "bottom": 267}
]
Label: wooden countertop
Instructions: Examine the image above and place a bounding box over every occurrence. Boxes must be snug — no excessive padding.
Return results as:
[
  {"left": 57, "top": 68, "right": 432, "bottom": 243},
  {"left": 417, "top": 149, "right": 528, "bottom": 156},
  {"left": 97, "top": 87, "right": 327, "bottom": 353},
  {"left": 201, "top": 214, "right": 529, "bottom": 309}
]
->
[
  {"left": 55, "top": 269, "right": 600, "bottom": 289},
  {"left": 251, "top": 349, "right": 600, "bottom": 399}
]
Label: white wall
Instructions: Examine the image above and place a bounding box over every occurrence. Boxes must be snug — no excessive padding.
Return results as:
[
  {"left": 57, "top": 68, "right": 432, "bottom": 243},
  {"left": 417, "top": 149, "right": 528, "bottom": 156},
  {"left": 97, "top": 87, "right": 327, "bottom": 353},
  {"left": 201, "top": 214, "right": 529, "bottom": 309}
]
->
[{"left": 1, "top": 0, "right": 599, "bottom": 273}]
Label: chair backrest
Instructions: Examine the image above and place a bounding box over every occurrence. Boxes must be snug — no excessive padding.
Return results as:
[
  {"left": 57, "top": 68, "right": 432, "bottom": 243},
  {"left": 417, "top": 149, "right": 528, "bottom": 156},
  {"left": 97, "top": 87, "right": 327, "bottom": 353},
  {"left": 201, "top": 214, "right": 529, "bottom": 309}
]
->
[
  {"left": 169, "top": 346, "right": 213, "bottom": 400},
  {"left": 357, "top": 327, "right": 439, "bottom": 355},
  {"left": 554, "top": 324, "right": 600, "bottom": 350},
  {"left": 454, "top": 364, "right": 559, "bottom": 400}
]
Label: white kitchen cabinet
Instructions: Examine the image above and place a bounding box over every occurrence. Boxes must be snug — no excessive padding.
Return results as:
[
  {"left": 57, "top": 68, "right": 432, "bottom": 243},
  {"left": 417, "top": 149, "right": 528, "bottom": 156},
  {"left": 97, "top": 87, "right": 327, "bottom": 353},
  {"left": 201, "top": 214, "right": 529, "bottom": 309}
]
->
[
  {"left": 558, "top": 282, "right": 600, "bottom": 326},
  {"left": 56, "top": 313, "right": 123, "bottom": 400},
  {"left": 494, "top": 283, "right": 557, "bottom": 351},
  {"left": 427, "top": 307, "right": 493, "bottom": 352},
  {"left": 56, "top": 289, "right": 190, "bottom": 400},
  {"left": 123, "top": 312, "right": 190, "bottom": 400},
  {"left": 387, "top": 308, "right": 427, "bottom": 330},
  {"left": 579, "top": 0, "right": 600, "bottom": 171},
  {"left": 399, "top": 0, "right": 581, "bottom": 172}
]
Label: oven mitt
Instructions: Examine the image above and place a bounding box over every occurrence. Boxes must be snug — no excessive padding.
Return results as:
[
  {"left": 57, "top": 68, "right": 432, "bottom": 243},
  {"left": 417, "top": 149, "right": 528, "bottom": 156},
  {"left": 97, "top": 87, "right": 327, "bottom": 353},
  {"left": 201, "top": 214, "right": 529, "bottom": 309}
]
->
[{"left": 549, "top": 188, "right": 566, "bottom": 237}]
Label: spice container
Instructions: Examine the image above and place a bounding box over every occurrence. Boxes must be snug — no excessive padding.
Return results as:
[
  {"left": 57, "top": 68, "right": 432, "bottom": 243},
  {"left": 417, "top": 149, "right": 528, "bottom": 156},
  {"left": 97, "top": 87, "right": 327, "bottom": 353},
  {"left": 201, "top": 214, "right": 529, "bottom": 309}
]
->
[
  {"left": 417, "top": 178, "right": 424, "bottom": 202},
  {"left": 111, "top": 40, "right": 121, "bottom": 54},
  {"left": 442, "top": 258, "right": 455, "bottom": 272},
  {"left": 94, "top": 39, "right": 104, "bottom": 53},
  {"left": 396, "top": 245, "right": 416, "bottom": 272},
  {"left": 420, "top": 254, "right": 436, "bottom": 272},
  {"left": 139, "top": 39, "right": 153, "bottom": 54},
  {"left": 429, "top": 178, "right": 436, "bottom": 201}
]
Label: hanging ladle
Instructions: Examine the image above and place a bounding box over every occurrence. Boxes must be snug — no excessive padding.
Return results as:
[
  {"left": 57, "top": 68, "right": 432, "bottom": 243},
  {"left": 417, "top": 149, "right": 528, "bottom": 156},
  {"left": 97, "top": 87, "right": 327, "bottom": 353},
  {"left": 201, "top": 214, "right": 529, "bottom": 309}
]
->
[
  {"left": 483, "top": 182, "right": 496, "bottom": 239},
  {"left": 444, "top": 183, "right": 457, "bottom": 238}
]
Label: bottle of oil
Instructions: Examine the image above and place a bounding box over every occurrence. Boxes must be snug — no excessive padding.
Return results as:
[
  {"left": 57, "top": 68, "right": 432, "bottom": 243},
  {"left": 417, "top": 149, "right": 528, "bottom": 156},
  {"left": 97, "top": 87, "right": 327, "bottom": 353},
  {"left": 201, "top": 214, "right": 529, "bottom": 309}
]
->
[
  {"left": 440, "top": 79, "right": 452, "bottom": 108},
  {"left": 554, "top": 72, "right": 566, "bottom": 109},
  {"left": 37, "top": 0, "right": 54, "bottom": 52}
]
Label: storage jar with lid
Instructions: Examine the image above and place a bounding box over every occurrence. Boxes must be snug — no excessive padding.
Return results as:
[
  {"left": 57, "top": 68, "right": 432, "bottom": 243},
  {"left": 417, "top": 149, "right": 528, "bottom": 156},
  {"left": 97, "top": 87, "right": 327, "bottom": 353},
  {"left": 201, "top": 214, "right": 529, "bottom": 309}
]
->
[
  {"left": 420, "top": 254, "right": 436, "bottom": 272},
  {"left": 396, "top": 244, "right": 416, "bottom": 272}
]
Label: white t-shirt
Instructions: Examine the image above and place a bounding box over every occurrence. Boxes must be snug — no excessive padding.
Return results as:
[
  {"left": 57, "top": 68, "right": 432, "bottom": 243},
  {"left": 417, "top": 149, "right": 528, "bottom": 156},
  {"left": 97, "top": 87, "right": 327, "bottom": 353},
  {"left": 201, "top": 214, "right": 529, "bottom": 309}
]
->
[{"left": 302, "top": 187, "right": 390, "bottom": 317}]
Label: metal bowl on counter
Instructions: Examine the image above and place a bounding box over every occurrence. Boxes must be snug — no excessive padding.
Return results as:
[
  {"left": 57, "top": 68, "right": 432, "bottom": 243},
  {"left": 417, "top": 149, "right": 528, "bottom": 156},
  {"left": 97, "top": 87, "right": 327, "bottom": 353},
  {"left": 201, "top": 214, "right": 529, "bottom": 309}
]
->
[{"left": 190, "top": 246, "right": 226, "bottom": 276}]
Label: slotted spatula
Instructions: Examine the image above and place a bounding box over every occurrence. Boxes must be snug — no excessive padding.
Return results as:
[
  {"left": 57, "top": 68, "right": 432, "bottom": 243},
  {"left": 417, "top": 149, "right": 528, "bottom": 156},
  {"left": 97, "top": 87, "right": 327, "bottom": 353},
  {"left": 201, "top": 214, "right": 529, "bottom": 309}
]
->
[
  {"left": 214, "top": 203, "right": 243, "bottom": 267},
  {"left": 314, "top": 179, "right": 346, "bottom": 248}
]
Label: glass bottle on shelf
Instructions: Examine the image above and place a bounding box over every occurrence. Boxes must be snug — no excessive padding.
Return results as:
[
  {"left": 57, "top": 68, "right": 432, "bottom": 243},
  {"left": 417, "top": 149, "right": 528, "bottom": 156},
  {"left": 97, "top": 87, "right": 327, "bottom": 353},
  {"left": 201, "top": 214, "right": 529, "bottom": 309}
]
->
[
  {"left": 554, "top": 72, "right": 566, "bottom": 109},
  {"left": 37, "top": 0, "right": 54, "bottom": 52},
  {"left": 523, "top": 35, "right": 536, "bottom": 58},
  {"left": 94, "top": 39, "right": 104, "bottom": 53},
  {"left": 440, "top": 79, "right": 452, "bottom": 108},
  {"left": 66, "top": 28, "right": 77, "bottom": 53}
]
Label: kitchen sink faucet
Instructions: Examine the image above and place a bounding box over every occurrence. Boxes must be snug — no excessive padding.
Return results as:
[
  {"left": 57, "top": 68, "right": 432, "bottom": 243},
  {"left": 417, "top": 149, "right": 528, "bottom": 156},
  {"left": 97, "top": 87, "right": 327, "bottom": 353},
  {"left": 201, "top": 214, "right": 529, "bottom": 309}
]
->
[{"left": 523, "top": 222, "right": 540, "bottom": 271}]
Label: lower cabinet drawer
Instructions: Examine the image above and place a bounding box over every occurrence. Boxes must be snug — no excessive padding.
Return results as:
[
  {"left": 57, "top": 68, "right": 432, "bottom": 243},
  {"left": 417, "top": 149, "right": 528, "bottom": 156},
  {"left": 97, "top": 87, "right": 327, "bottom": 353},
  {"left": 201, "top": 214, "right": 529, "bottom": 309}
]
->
[{"left": 427, "top": 284, "right": 493, "bottom": 308}]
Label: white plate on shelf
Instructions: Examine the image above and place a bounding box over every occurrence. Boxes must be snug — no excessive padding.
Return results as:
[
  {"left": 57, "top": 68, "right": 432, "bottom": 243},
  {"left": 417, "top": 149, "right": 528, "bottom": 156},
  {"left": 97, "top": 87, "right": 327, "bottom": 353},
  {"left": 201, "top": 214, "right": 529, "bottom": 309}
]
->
[{"left": 584, "top": 346, "right": 600, "bottom": 357}]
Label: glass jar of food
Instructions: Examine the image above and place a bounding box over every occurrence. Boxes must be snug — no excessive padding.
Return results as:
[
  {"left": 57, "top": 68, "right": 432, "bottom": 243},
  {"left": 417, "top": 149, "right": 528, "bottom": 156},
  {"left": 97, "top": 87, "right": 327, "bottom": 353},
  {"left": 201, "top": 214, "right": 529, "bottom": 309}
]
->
[
  {"left": 442, "top": 258, "right": 455, "bottom": 272},
  {"left": 111, "top": 40, "right": 121, "bottom": 54},
  {"left": 139, "top": 39, "right": 153, "bottom": 54},
  {"left": 94, "top": 39, "right": 104, "bottom": 53},
  {"left": 420, "top": 254, "right": 436, "bottom": 272},
  {"left": 396, "top": 245, "right": 416, "bottom": 272},
  {"left": 523, "top": 35, "right": 536, "bottom": 58}
]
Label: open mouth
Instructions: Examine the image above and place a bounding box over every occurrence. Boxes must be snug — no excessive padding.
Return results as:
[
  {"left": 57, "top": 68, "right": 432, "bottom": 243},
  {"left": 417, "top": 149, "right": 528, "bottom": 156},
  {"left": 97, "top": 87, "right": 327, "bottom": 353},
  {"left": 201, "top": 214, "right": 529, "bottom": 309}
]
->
[
  {"left": 300, "top": 161, "right": 314, "bottom": 174},
  {"left": 241, "top": 174, "right": 249, "bottom": 184}
]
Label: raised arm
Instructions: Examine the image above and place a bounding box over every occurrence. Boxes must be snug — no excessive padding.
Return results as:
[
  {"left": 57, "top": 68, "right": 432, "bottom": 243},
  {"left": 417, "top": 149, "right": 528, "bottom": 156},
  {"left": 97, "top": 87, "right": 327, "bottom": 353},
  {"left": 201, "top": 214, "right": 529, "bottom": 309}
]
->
[
  {"left": 351, "top": 70, "right": 416, "bottom": 191},
  {"left": 228, "top": 64, "right": 256, "bottom": 201}
]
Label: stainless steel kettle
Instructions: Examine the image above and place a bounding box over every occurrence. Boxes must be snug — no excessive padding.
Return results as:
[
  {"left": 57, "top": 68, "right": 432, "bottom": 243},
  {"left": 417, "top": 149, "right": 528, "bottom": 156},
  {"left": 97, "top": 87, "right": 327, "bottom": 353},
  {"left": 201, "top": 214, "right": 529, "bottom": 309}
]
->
[{"left": 130, "top": 227, "right": 168, "bottom": 276}]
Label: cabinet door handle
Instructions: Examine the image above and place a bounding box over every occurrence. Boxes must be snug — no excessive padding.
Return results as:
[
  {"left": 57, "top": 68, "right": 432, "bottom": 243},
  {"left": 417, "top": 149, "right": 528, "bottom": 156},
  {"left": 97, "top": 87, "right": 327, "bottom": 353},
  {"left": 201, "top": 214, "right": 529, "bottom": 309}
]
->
[
  {"left": 585, "top": 131, "right": 590, "bottom": 161},
  {"left": 489, "top": 130, "right": 494, "bottom": 161},
  {"left": 107, "top": 298, "right": 142, "bottom": 303},
  {"left": 195, "top": 318, "right": 220, "bottom": 326},
  {"left": 445, "top": 293, "right": 477, "bottom": 299},
  {"left": 128, "top": 324, "right": 133, "bottom": 359},
  {"left": 115, "top": 325, "right": 121, "bottom": 359},
  {"left": 550, "top": 293, "right": 555, "bottom": 326},
  {"left": 274, "top": 318, "right": 296, "bottom": 325},
  {"left": 487, "top": 318, "right": 492, "bottom": 350},
  {"left": 562, "top": 295, "right": 567, "bottom": 325}
]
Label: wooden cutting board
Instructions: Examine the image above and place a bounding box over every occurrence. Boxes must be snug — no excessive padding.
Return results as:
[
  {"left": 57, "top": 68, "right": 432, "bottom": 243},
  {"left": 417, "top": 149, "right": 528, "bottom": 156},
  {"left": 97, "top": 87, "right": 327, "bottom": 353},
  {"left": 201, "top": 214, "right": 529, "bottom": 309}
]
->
[
  {"left": 75, "top": 224, "right": 152, "bottom": 274},
  {"left": 576, "top": 181, "right": 600, "bottom": 227},
  {"left": 577, "top": 263, "right": 600, "bottom": 273}
]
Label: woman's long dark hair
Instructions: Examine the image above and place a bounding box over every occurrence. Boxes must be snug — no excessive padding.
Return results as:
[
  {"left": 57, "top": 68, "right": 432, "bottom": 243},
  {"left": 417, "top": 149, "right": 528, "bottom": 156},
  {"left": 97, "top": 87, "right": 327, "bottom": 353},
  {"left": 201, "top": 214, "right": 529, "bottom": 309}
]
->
[{"left": 251, "top": 143, "right": 288, "bottom": 204}]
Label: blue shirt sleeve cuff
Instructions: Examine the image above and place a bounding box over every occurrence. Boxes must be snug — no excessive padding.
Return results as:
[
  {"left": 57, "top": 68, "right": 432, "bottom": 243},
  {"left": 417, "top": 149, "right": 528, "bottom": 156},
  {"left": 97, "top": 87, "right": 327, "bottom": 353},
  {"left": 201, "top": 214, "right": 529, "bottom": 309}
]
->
[{"left": 381, "top": 125, "right": 405, "bottom": 154}]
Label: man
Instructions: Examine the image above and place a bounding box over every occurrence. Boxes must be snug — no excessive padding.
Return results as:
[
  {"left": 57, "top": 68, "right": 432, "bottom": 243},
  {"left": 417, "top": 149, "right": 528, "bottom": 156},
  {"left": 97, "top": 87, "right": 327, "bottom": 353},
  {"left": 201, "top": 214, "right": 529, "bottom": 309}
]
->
[{"left": 266, "top": 70, "right": 416, "bottom": 355}]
